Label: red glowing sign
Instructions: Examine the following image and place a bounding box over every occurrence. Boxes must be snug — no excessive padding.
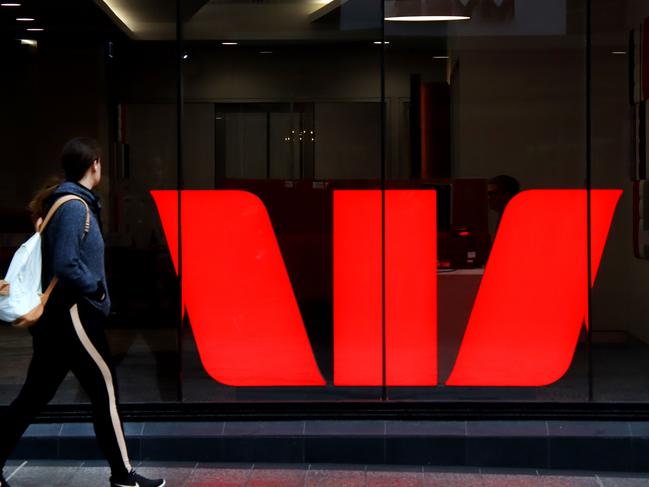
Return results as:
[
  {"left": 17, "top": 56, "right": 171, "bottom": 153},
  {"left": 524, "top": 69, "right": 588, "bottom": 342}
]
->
[
  {"left": 151, "top": 191, "right": 324, "bottom": 386},
  {"left": 446, "top": 190, "right": 620, "bottom": 386},
  {"left": 151, "top": 189, "right": 621, "bottom": 388},
  {"left": 334, "top": 191, "right": 437, "bottom": 386}
]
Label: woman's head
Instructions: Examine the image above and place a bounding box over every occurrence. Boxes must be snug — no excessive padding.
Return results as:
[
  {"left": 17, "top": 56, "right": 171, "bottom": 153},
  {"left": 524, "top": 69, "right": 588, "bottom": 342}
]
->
[
  {"left": 61, "top": 137, "right": 102, "bottom": 187},
  {"left": 28, "top": 137, "right": 102, "bottom": 223}
]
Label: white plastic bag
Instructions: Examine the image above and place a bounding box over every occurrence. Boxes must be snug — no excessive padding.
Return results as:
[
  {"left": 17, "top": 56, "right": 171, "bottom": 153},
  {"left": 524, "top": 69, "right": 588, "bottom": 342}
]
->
[{"left": 0, "top": 232, "right": 43, "bottom": 323}]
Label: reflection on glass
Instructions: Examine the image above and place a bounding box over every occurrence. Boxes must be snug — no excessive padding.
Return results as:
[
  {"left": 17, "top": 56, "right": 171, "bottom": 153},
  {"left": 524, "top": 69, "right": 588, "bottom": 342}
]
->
[
  {"left": 0, "top": 0, "right": 179, "bottom": 404},
  {"left": 180, "top": 0, "right": 384, "bottom": 402},
  {"left": 2, "top": 0, "right": 648, "bottom": 406},
  {"left": 385, "top": 0, "right": 589, "bottom": 401},
  {"left": 591, "top": 1, "right": 649, "bottom": 402}
]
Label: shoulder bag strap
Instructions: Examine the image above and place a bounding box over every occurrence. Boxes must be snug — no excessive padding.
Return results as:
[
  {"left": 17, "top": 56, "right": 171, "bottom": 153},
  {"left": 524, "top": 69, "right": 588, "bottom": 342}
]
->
[
  {"left": 37, "top": 195, "right": 91, "bottom": 299},
  {"left": 39, "top": 195, "right": 91, "bottom": 235}
]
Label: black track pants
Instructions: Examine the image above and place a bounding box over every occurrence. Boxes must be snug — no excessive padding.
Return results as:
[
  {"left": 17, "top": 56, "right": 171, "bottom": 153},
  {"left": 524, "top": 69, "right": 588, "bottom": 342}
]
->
[{"left": 0, "top": 300, "right": 132, "bottom": 477}]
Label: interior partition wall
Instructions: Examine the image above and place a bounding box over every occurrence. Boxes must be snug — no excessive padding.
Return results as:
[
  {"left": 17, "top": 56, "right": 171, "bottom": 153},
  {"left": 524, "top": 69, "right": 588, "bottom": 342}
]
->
[{"left": 1, "top": 0, "right": 648, "bottom": 413}]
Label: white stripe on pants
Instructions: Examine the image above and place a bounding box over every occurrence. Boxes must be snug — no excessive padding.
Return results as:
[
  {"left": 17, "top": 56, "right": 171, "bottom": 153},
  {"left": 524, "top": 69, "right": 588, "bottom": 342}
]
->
[{"left": 70, "top": 304, "right": 132, "bottom": 473}]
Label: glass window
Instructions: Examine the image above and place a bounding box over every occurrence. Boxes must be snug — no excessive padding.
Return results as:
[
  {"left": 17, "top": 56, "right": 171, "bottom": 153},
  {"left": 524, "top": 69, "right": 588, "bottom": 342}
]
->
[
  {"left": 591, "top": 0, "right": 649, "bottom": 402},
  {"left": 0, "top": 0, "right": 179, "bottom": 404},
  {"left": 384, "top": 0, "right": 589, "bottom": 401},
  {"left": 3, "top": 0, "right": 645, "bottom": 408},
  {"left": 178, "top": 0, "right": 384, "bottom": 402}
]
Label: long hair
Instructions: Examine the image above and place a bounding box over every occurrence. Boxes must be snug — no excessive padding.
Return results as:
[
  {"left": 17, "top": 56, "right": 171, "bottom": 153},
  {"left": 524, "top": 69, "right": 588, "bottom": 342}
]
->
[
  {"left": 27, "top": 137, "right": 101, "bottom": 224},
  {"left": 27, "top": 176, "right": 63, "bottom": 225}
]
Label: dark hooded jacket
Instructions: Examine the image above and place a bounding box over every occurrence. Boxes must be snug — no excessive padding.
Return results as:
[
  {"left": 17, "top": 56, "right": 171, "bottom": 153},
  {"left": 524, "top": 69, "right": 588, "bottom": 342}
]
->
[{"left": 40, "top": 181, "right": 110, "bottom": 317}]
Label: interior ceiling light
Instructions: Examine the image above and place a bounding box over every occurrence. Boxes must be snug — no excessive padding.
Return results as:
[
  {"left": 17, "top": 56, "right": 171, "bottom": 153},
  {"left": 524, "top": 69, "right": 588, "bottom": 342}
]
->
[
  {"left": 222, "top": 42, "right": 238, "bottom": 46},
  {"left": 374, "top": 41, "right": 391, "bottom": 45},
  {"left": 26, "top": 28, "right": 43, "bottom": 31},
  {"left": 16, "top": 17, "right": 34, "bottom": 21},
  {"left": 385, "top": 0, "right": 470, "bottom": 21},
  {"left": 19, "top": 39, "right": 36, "bottom": 46},
  {"left": 94, "top": 1, "right": 136, "bottom": 37},
  {"left": 1, "top": 3, "right": 22, "bottom": 7}
]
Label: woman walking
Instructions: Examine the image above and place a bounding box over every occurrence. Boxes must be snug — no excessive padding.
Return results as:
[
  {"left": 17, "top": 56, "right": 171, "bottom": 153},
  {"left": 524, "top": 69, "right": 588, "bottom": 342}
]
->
[{"left": 0, "top": 138, "right": 165, "bottom": 487}]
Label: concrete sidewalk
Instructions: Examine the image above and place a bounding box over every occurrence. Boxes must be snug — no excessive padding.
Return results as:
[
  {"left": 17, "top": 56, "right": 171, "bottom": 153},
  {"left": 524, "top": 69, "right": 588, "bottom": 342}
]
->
[{"left": 3, "top": 461, "right": 649, "bottom": 486}]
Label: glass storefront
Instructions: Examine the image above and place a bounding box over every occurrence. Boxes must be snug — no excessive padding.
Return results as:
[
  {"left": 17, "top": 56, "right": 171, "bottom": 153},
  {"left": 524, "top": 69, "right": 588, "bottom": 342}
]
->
[{"left": 0, "top": 0, "right": 648, "bottom": 409}]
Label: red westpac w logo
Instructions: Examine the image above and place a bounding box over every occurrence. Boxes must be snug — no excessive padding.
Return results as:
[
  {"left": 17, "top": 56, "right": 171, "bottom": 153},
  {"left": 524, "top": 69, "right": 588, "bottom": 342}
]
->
[{"left": 151, "top": 189, "right": 621, "bottom": 388}]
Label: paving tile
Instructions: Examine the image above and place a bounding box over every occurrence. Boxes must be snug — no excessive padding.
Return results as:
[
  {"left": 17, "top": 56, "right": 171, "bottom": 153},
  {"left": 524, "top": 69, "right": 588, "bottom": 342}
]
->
[
  {"left": 2, "top": 464, "right": 22, "bottom": 483},
  {"left": 627, "top": 423, "right": 649, "bottom": 437},
  {"left": 57, "top": 437, "right": 104, "bottom": 459},
  {"left": 367, "top": 466, "right": 423, "bottom": 474},
  {"left": 306, "top": 468, "right": 366, "bottom": 487},
  {"left": 481, "top": 473, "right": 541, "bottom": 486},
  {"left": 305, "top": 438, "right": 384, "bottom": 464},
  {"left": 253, "top": 463, "right": 309, "bottom": 471},
  {"left": 480, "top": 468, "right": 540, "bottom": 476},
  {"left": 142, "top": 437, "right": 222, "bottom": 462},
  {"left": 8, "top": 464, "right": 80, "bottom": 486},
  {"left": 2, "top": 460, "right": 23, "bottom": 479},
  {"left": 195, "top": 462, "right": 254, "bottom": 469},
  {"left": 124, "top": 422, "right": 146, "bottom": 436},
  {"left": 630, "top": 437, "right": 649, "bottom": 471},
  {"left": 13, "top": 460, "right": 83, "bottom": 467},
  {"left": 468, "top": 421, "right": 548, "bottom": 437},
  {"left": 248, "top": 467, "right": 308, "bottom": 486},
  {"left": 67, "top": 465, "right": 111, "bottom": 485},
  {"left": 386, "top": 437, "right": 464, "bottom": 466},
  {"left": 467, "top": 437, "right": 548, "bottom": 469},
  {"left": 81, "top": 459, "right": 112, "bottom": 466},
  {"left": 186, "top": 465, "right": 252, "bottom": 486},
  {"left": 138, "top": 460, "right": 197, "bottom": 468},
  {"left": 599, "top": 478, "right": 649, "bottom": 487},
  {"left": 224, "top": 421, "right": 304, "bottom": 436},
  {"left": 423, "top": 472, "right": 484, "bottom": 486},
  {"left": 385, "top": 421, "right": 465, "bottom": 437},
  {"left": 130, "top": 463, "right": 196, "bottom": 486},
  {"left": 305, "top": 421, "right": 385, "bottom": 436},
  {"left": 547, "top": 422, "right": 631, "bottom": 438},
  {"left": 309, "top": 464, "right": 368, "bottom": 471},
  {"left": 549, "top": 437, "right": 633, "bottom": 471},
  {"left": 366, "top": 470, "right": 423, "bottom": 486},
  {"left": 142, "top": 421, "right": 225, "bottom": 437},
  {"left": 60, "top": 423, "right": 95, "bottom": 436},
  {"left": 58, "top": 421, "right": 143, "bottom": 437},
  {"left": 10, "top": 437, "right": 58, "bottom": 460},
  {"left": 23, "top": 423, "right": 63, "bottom": 437},
  {"left": 534, "top": 475, "right": 600, "bottom": 486},
  {"left": 423, "top": 466, "right": 481, "bottom": 474},
  {"left": 222, "top": 438, "right": 304, "bottom": 463}
]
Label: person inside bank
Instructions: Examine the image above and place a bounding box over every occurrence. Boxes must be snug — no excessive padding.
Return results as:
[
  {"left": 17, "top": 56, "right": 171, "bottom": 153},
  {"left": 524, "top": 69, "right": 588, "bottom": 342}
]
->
[{"left": 487, "top": 174, "right": 521, "bottom": 233}]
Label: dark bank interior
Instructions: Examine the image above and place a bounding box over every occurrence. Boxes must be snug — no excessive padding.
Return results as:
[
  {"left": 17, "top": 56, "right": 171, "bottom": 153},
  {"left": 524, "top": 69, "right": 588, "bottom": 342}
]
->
[{"left": 1, "top": 0, "right": 649, "bottom": 405}]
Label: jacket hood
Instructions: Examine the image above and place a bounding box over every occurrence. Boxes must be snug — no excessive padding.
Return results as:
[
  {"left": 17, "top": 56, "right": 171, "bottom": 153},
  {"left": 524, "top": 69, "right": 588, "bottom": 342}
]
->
[
  {"left": 50, "top": 181, "right": 103, "bottom": 229},
  {"left": 52, "top": 181, "right": 98, "bottom": 206}
]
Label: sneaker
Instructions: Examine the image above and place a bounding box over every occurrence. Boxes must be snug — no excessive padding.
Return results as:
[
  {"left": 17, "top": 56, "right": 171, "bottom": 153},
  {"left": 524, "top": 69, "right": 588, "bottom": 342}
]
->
[
  {"left": 110, "top": 470, "right": 165, "bottom": 487},
  {"left": 0, "top": 473, "right": 11, "bottom": 487}
]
